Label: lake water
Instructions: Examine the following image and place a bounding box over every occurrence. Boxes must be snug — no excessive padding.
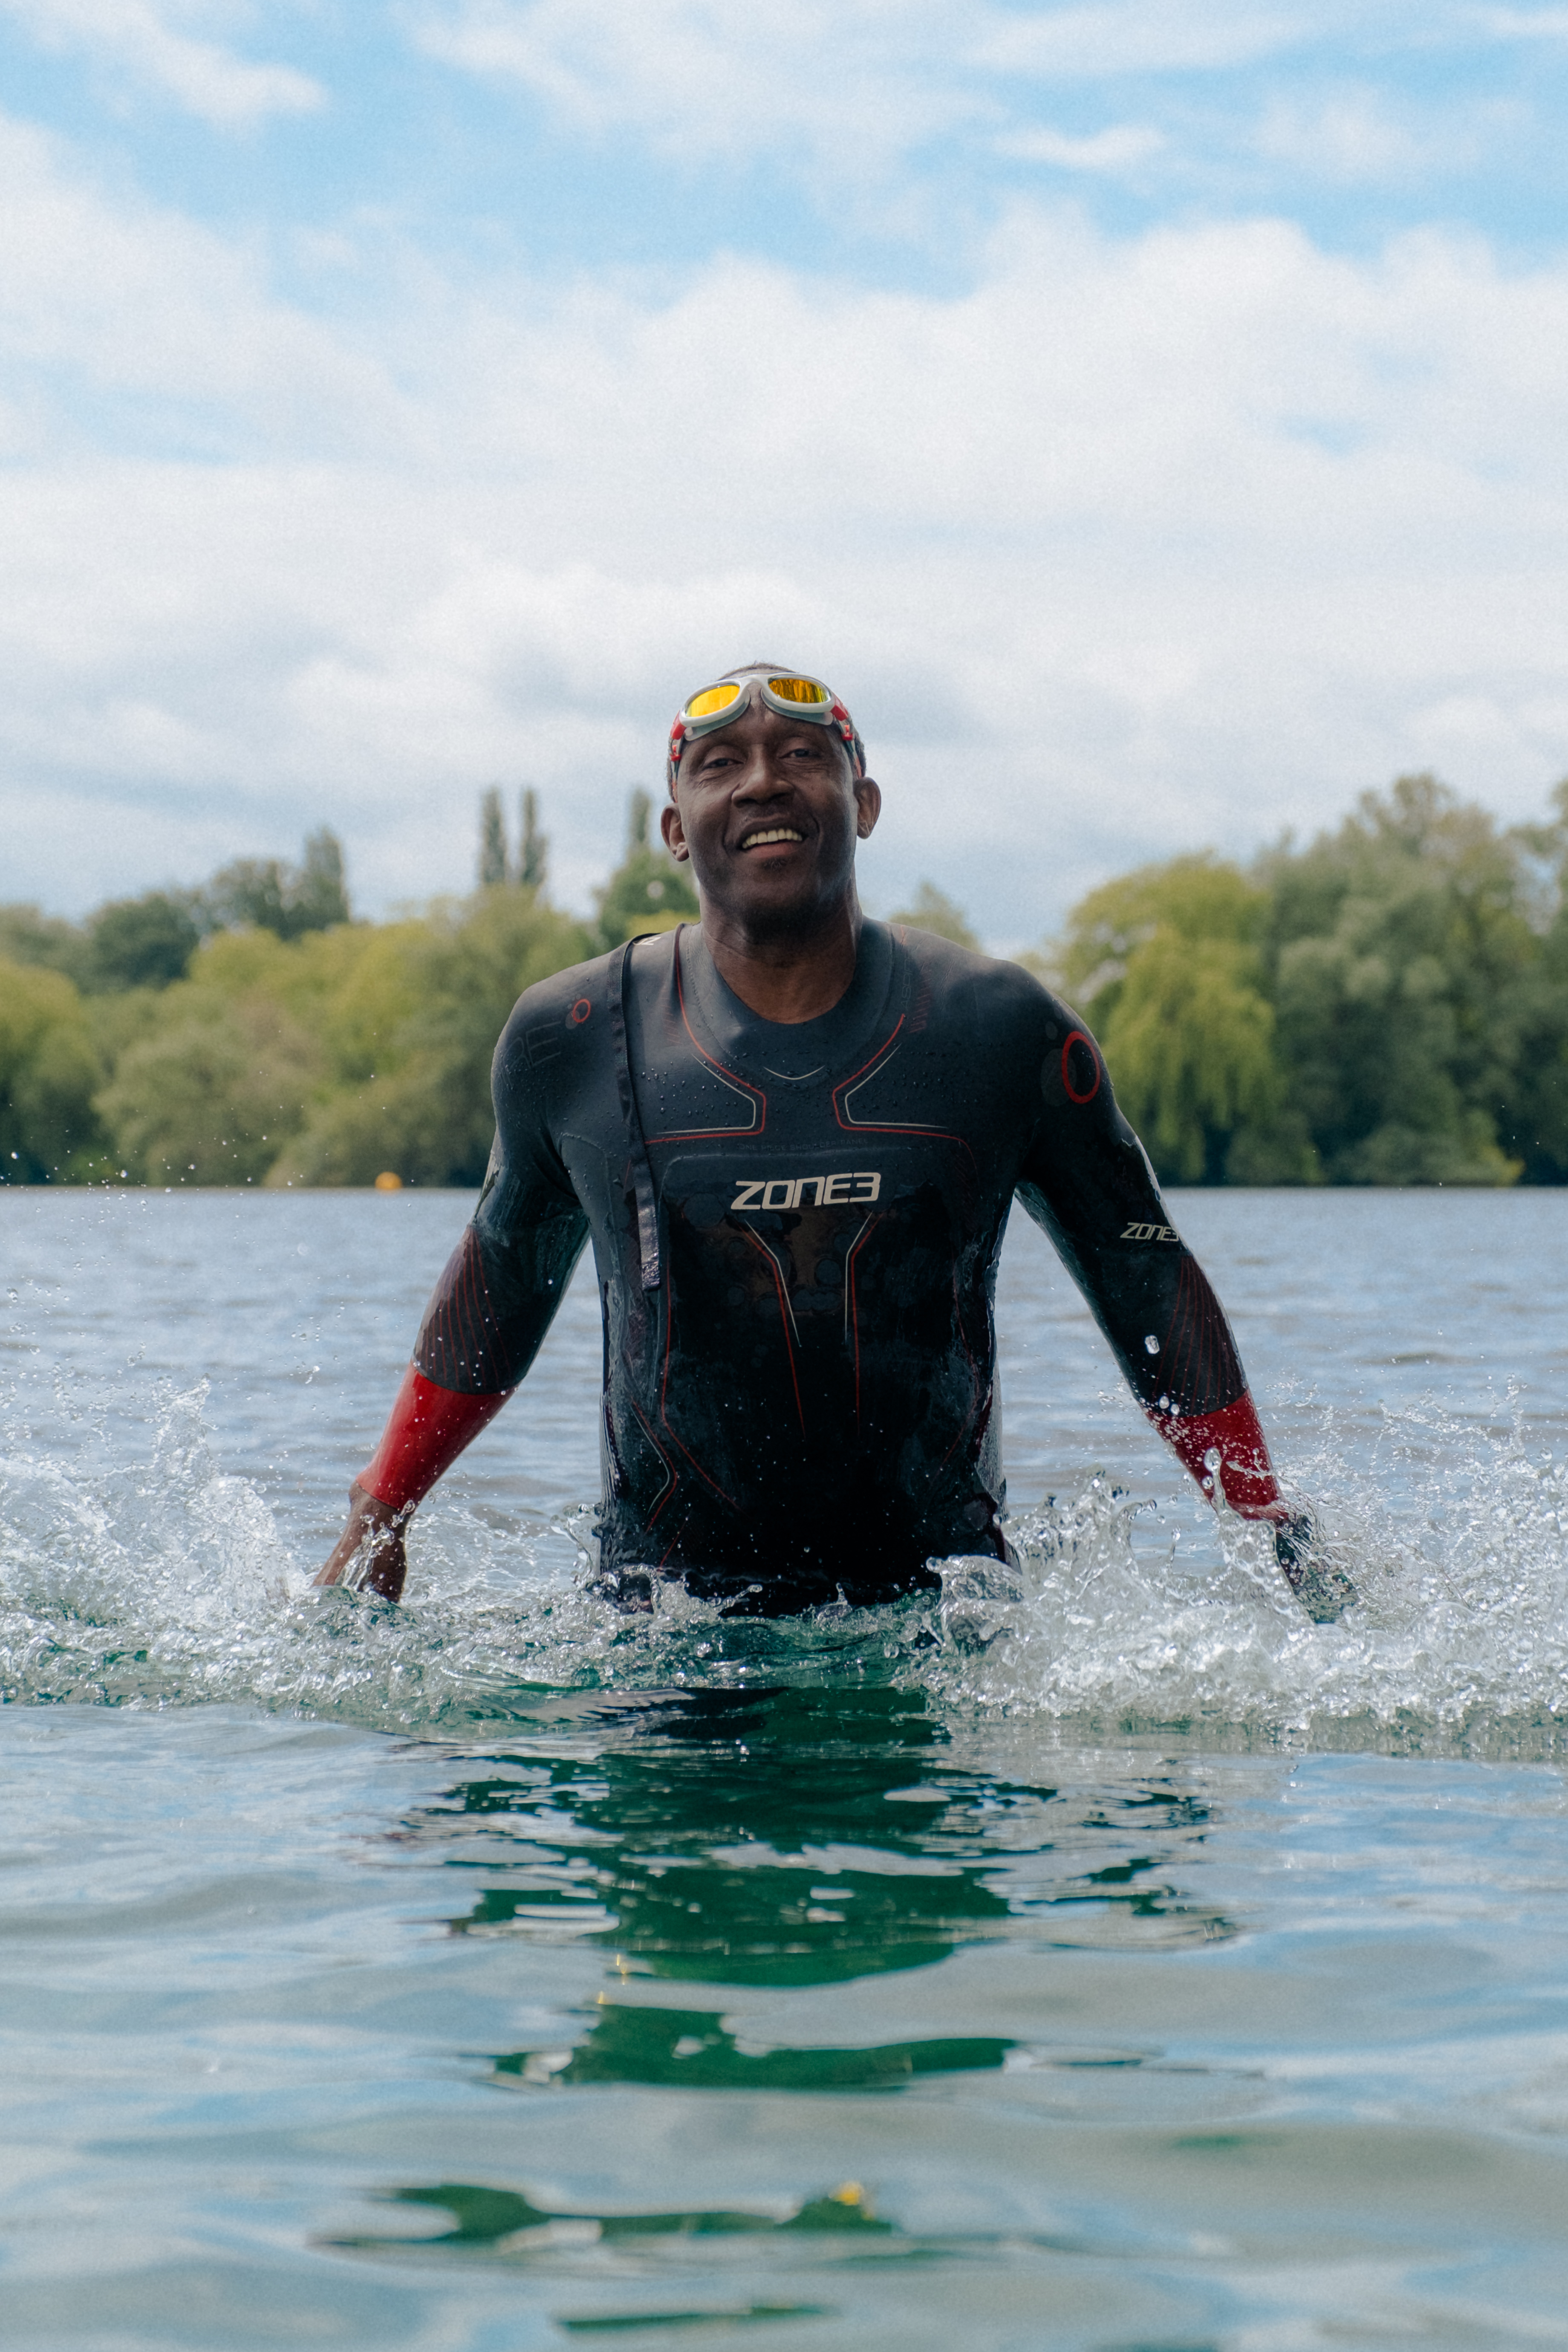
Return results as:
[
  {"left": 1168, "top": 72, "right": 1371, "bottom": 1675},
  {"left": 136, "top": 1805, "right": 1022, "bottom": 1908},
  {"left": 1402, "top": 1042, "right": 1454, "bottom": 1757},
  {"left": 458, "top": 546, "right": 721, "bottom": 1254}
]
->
[{"left": 3, "top": 1186, "right": 1568, "bottom": 2349}]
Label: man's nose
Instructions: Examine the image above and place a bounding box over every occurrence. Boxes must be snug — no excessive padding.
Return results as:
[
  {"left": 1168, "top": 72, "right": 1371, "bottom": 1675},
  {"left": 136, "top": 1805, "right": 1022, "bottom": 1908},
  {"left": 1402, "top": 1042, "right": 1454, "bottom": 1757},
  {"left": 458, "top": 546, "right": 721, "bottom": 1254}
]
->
[{"left": 731, "top": 745, "right": 791, "bottom": 797}]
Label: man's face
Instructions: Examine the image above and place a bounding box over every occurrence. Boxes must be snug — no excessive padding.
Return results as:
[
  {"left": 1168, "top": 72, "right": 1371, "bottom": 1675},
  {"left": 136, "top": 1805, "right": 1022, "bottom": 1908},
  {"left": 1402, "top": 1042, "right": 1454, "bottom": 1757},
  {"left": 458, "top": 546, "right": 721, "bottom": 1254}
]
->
[{"left": 662, "top": 699, "right": 881, "bottom": 937}]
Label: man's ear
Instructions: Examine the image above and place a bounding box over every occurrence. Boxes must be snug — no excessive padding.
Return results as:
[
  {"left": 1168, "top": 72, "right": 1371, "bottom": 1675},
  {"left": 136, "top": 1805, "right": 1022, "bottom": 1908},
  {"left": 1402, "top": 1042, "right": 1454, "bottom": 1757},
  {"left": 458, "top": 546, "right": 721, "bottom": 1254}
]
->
[
  {"left": 852, "top": 777, "right": 882, "bottom": 841},
  {"left": 661, "top": 799, "right": 690, "bottom": 861}
]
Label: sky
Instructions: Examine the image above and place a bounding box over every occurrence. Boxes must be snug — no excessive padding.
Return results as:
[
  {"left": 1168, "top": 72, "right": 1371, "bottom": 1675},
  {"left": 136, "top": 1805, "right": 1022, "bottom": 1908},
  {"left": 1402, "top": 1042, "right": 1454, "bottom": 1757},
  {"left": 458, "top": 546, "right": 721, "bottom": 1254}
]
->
[{"left": 3, "top": 3, "right": 1568, "bottom": 947}]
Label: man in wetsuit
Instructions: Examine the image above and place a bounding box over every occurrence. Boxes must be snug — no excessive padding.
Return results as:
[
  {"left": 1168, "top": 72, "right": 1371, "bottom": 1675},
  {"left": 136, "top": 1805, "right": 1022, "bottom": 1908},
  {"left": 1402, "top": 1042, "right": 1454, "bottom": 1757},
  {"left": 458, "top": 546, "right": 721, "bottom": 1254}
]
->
[{"left": 318, "top": 662, "right": 1349, "bottom": 1621}]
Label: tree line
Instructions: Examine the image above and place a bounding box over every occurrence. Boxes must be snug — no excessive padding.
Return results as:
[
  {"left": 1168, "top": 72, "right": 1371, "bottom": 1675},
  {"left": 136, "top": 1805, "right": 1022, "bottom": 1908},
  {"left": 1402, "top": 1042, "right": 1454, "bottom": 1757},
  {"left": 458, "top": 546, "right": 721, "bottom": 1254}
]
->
[
  {"left": 1039, "top": 774, "right": 1568, "bottom": 1187},
  {"left": 0, "top": 791, "right": 697, "bottom": 1187},
  {"left": 2, "top": 772, "right": 1564, "bottom": 1187}
]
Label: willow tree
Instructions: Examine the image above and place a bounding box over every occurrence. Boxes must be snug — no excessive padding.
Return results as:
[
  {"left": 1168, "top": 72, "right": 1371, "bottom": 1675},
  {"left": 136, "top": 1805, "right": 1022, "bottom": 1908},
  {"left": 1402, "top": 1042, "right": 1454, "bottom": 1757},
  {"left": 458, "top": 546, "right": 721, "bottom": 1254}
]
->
[
  {"left": 1054, "top": 854, "right": 1297, "bottom": 1185},
  {"left": 1258, "top": 776, "right": 1531, "bottom": 1185}
]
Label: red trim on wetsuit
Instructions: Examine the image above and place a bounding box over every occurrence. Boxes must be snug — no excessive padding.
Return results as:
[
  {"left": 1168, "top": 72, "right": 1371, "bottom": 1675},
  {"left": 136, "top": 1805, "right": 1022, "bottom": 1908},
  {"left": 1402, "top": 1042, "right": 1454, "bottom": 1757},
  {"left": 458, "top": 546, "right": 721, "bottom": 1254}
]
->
[
  {"left": 358, "top": 1364, "right": 511, "bottom": 1514},
  {"left": 1147, "top": 1392, "right": 1284, "bottom": 1521}
]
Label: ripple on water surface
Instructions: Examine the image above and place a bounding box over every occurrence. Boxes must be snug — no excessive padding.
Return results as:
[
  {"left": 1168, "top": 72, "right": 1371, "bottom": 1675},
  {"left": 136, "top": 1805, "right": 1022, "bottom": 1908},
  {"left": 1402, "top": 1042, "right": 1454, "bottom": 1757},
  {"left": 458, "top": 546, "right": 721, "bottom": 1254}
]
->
[
  {"left": 6, "top": 1193, "right": 1568, "bottom": 2346},
  {"left": 5, "top": 1674, "right": 1568, "bottom": 2350},
  {"left": 3, "top": 1371, "right": 1568, "bottom": 1754}
]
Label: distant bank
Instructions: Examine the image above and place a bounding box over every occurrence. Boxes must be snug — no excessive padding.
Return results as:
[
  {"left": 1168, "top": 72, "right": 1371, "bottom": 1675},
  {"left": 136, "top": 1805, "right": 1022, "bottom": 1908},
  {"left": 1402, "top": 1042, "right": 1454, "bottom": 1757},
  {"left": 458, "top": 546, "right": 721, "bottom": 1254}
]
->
[{"left": 4, "top": 773, "right": 1565, "bottom": 1189}]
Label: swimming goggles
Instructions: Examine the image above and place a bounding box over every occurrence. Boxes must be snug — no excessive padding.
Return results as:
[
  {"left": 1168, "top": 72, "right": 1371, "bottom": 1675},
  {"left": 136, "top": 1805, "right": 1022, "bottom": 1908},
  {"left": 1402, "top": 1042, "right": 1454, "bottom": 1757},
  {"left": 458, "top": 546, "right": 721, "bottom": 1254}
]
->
[{"left": 667, "top": 668, "right": 866, "bottom": 787}]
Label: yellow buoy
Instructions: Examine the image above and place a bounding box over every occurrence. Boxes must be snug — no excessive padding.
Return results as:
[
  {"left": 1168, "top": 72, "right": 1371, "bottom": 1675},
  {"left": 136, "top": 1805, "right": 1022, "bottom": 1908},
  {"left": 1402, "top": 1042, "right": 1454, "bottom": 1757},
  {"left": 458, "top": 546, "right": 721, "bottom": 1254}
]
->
[{"left": 374, "top": 1171, "right": 403, "bottom": 1191}]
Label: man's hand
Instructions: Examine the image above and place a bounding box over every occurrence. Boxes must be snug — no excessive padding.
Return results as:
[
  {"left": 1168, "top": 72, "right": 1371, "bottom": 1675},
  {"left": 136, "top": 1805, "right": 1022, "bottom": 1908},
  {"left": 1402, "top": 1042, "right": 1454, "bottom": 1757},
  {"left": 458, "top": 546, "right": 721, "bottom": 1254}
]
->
[
  {"left": 314, "top": 1482, "right": 410, "bottom": 1600},
  {"left": 1270, "top": 1505, "right": 1356, "bottom": 1625}
]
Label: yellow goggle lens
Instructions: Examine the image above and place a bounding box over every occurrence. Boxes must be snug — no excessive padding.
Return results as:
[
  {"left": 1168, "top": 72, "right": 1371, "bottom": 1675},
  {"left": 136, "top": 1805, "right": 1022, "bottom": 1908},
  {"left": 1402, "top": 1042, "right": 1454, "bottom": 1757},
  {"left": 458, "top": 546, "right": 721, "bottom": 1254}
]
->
[
  {"left": 684, "top": 682, "right": 745, "bottom": 721},
  {"left": 767, "top": 676, "right": 830, "bottom": 705}
]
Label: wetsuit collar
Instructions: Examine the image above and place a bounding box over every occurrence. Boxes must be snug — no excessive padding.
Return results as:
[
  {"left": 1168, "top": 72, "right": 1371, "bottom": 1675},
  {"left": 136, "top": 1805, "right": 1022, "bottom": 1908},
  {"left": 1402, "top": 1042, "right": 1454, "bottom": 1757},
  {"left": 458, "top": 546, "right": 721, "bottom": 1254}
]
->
[{"left": 678, "top": 919, "right": 899, "bottom": 1083}]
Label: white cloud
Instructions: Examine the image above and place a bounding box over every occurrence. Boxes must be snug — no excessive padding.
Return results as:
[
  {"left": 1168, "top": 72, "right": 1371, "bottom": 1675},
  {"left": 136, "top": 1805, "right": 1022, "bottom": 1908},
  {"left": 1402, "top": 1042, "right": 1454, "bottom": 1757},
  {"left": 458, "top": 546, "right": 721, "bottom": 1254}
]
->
[
  {"left": 1250, "top": 87, "right": 1479, "bottom": 182},
  {"left": 0, "top": 113, "right": 404, "bottom": 443},
  {"left": 404, "top": 1, "right": 1559, "bottom": 228},
  {"left": 997, "top": 124, "right": 1164, "bottom": 171},
  {"left": 3, "top": 114, "right": 1568, "bottom": 942},
  {"left": 0, "top": 0, "right": 324, "bottom": 125},
  {"left": 412, "top": 0, "right": 1316, "bottom": 130},
  {"left": 972, "top": 1, "right": 1306, "bottom": 78},
  {"left": 1479, "top": 6, "right": 1568, "bottom": 35},
  {"left": 409, "top": 0, "right": 970, "bottom": 170}
]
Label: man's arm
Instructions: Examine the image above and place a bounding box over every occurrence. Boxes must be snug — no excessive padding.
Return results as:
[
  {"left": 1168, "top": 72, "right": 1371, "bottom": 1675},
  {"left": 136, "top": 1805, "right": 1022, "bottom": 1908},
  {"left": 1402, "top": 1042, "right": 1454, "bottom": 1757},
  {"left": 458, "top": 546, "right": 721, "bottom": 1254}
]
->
[
  {"left": 313, "top": 1365, "right": 514, "bottom": 1598},
  {"left": 1015, "top": 1017, "right": 1352, "bottom": 1621},
  {"left": 316, "top": 1196, "right": 589, "bottom": 1598},
  {"left": 316, "top": 1004, "right": 592, "bottom": 1599}
]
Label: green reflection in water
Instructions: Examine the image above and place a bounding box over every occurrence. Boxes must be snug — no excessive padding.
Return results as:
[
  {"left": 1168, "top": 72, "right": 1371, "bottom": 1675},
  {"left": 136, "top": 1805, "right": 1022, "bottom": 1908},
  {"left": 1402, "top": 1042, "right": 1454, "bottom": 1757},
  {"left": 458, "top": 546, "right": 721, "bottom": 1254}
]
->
[
  {"left": 495, "top": 1999, "right": 1012, "bottom": 2090},
  {"left": 332, "top": 2176, "right": 893, "bottom": 2254},
  {"left": 558, "top": 2312, "right": 828, "bottom": 2335},
  {"left": 407, "top": 1685, "right": 1236, "bottom": 1990},
  {"left": 463, "top": 1849, "right": 1011, "bottom": 1985}
]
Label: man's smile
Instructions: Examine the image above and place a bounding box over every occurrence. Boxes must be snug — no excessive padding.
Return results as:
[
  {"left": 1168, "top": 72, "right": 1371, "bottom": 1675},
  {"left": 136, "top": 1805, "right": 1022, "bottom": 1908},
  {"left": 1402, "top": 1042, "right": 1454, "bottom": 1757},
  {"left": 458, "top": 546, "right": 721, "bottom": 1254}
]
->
[{"left": 737, "top": 824, "right": 806, "bottom": 851}]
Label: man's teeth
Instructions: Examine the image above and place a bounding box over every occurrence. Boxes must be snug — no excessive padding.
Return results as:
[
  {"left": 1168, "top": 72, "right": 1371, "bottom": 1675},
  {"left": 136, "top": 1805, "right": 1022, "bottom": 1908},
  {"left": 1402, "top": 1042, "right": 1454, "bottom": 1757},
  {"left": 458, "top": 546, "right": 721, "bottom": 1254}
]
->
[{"left": 741, "top": 827, "right": 804, "bottom": 848}]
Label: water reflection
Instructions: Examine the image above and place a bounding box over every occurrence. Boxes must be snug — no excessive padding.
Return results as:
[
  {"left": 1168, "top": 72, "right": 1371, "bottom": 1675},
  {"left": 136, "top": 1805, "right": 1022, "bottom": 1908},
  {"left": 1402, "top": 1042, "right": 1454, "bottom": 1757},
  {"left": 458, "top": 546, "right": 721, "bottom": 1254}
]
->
[
  {"left": 333, "top": 2177, "right": 892, "bottom": 2254},
  {"left": 495, "top": 2002, "right": 1012, "bottom": 2089},
  {"left": 390, "top": 1685, "right": 1239, "bottom": 2001}
]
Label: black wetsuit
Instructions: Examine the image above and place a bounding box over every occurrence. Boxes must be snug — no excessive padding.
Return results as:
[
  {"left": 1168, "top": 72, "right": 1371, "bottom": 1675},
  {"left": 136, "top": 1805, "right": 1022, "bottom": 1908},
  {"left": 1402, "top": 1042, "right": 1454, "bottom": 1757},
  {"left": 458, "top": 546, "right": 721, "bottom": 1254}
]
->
[{"left": 407, "top": 921, "right": 1251, "bottom": 1611}]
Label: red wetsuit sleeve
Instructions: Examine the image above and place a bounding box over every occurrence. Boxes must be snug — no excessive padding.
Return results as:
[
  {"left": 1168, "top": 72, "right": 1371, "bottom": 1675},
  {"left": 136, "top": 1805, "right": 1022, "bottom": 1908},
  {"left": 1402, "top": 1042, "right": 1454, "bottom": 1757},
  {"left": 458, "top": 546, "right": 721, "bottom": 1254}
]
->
[
  {"left": 1147, "top": 1392, "right": 1285, "bottom": 1521},
  {"left": 357, "top": 1364, "right": 511, "bottom": 1514}
]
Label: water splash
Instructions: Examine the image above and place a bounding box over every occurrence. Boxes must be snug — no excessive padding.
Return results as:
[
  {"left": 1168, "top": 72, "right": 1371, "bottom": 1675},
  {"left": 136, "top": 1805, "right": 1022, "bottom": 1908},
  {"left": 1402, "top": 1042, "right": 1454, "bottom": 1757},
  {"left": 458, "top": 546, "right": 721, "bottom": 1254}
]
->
[
  {"left": 3, "top": 1380, "right": 1567, "bottom": 1751},
  {"left": 932, "top": 1394, "right": 1568, "bottom": 1750}
]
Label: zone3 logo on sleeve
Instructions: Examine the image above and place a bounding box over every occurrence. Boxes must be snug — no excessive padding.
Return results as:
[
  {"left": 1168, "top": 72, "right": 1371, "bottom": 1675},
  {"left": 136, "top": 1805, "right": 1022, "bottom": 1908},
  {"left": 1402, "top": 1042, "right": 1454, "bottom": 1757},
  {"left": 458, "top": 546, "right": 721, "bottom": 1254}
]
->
[
  {"left": 731, "top": 1172, "right": 882, "bottom": 1211},
  {"left": 1120, "top": 1220, "right": 1178, "bottom": 1242}
]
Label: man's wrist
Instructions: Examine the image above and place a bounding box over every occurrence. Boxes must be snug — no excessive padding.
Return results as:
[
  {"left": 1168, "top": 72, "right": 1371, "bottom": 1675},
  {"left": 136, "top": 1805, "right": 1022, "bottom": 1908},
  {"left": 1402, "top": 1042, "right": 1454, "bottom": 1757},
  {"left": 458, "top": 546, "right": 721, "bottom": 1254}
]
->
[
  {"left": 1146, "top": 1392, "right": 1281, "bottom": 1517},
  {"left": 348, "top": 1479, "right": 409, "bottom": 1523},
  {"left": 358, "top": 1366, "right": 511, "bottom": 1514}
]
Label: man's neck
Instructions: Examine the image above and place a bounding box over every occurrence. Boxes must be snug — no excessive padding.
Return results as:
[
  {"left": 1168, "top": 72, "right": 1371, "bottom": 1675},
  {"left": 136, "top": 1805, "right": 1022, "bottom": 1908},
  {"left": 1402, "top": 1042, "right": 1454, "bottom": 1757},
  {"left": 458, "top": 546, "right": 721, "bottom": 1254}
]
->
[{"left": 696, "top": 893, "right": 863, "bottom": 1024}]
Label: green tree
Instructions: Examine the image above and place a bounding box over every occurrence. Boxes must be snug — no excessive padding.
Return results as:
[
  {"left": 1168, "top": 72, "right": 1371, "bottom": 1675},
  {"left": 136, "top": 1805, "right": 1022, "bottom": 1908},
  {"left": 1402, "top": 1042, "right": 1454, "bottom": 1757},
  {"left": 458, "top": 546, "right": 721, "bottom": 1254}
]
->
[
  {"left": 86, "top": 892, "right": 200, "bottom": 990},
  {"left": 1258, "top": 777, "right": 1529, "bottom": 1185},
  {"left": 204, "top": 829, "right": 351, "bottom": 941},
  {"left": 595, "top": 788, "right": 699, "bottom": 951},
  {"left": 1054, "top": 854, "right": 1298, "bottom": 1184},
  {"left": 37, "top": 768, "right": 1568, "bottom": 1193},
  {"left": 0, "top": 959, "right": 109, "bottom": 1181},
  {"left": 85, "top": 890, "right": 591, "bottom": 1190},
  {"left": 290, "top": 829, "right": 351, "bottom": 933},
  {"left": 1057, "top": 854, "right": 1269, "bottom": 1008},
  {"left": 205, "top": 859, "right": 289, "bottom": 936},
  {"left": 1101, "top": 932, "right": 1285, "bottom": 1184},
  {"left": 97, "top": 985, "right": 323, "bottom": 1185},
  {"left": 1, "top": 838, "right": 349, "bottom": 1000},
  {"left": 885, "top": 881, "right": 979, "bottom": 949},
  {"left": 478, "top": 789, "right": 508, "bottom": 889},
  {"left": 519, "top": 787, "right": 547, "bottom": 890},
  {"left": 92, "top": 922, "right": 405, "bottom": 1187},
  {"left": 1484, "top": 778, "right": 1568, "bottom": 1182},
  {"left": 271, "top": 890, "right": 593, "bottom": 1186},
  {"left": 0, "top": 904, "right": 89, "bottom": 987}
]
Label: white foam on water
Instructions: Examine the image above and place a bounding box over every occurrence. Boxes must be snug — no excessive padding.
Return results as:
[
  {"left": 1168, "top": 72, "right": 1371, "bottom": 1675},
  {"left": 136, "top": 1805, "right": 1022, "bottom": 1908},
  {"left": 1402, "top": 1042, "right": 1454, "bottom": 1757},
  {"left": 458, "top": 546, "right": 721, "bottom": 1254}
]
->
[
  {"left": 933, "top": 1391, "right": 1568, "bottom": 1748},
  {"left": 3, "top": 1378, "right": 1567, "bottom": 1749}
]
